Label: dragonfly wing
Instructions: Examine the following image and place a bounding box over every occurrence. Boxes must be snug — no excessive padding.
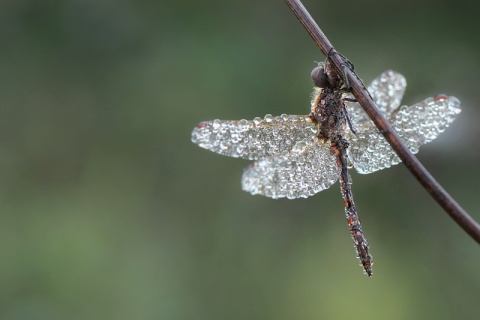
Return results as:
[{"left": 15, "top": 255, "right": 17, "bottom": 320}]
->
[
  {"left": 346, "top": 70, "right": 407, "bottom": 127},
  {"left": 348, "top": 95, "right": 461, "bottom": 174},
  {"left": 191, "top": 114, "right": 317, "bottom": 160},
  {"left": 242, "top": 140, "right": 340, "bottom": 199},
  {"left": 367, "top": 70, "right": 407, "bottom": 114}
]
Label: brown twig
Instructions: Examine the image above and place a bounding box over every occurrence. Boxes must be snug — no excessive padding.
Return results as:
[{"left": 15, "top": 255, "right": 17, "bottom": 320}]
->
[{"left": 285, "top": 0, "right": 480, "bottom": 244}]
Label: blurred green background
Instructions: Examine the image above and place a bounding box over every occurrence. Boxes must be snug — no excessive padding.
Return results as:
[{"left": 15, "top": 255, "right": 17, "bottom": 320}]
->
[{"left": 0, "top": 0, "right": 479, "bottom": 319}]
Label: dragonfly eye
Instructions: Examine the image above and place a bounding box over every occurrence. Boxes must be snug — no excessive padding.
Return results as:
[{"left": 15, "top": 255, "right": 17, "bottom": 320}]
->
[{"left": 311, "top": 65, "right": 329, "bottom": 88}]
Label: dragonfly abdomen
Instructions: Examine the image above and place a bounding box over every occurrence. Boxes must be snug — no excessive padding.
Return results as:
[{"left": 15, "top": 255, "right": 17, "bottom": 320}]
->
[{"left": 332, "top": 138, "right": 373, "bottom": 276}]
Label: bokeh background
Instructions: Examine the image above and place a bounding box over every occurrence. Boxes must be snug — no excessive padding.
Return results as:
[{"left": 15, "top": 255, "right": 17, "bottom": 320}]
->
[{"left": 1, "top": 0, "right": 479, "bottom": 319}]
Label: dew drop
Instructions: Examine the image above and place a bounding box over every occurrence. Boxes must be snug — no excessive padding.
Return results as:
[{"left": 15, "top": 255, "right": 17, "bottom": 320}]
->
[{"left": 212, "top": 119, "right": 221, "bottom": 129}]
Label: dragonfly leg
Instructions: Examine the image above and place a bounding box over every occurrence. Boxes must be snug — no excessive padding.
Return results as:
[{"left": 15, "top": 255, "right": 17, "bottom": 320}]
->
[{"left": 343, "top": 102, "right": 357, "bottom": 134}]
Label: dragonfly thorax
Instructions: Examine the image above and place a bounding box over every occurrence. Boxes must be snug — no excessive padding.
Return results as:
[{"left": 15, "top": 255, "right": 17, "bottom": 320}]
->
[
  {"left": 312, "top": 87, "right": 347, "bottom": 141},
  {"left": 310, "top": 63, "right": 349, "bottom": 141}
]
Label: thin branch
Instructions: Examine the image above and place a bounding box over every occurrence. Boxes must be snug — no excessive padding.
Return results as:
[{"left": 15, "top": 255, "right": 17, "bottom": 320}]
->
[{"left": 285, "top": 0, "right": 480, "bottom": 244}]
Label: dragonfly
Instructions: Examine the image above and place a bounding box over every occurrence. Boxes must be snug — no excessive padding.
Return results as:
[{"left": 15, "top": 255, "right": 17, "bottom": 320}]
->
[{"left": 191, "top": 60, "right": 461, "bottom": 276}]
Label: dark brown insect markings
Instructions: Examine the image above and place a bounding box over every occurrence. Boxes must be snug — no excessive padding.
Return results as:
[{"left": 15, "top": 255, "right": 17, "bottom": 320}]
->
[{"left": 310, "top": 61, "right": 373, "bottom": 276}]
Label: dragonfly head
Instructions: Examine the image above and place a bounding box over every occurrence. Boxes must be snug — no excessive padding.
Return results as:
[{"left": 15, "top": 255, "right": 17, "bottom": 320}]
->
[
  {"left": 311, "top": 62, "right": 344, "bottom": 90},
  {"left": 311, "top": 64, "right": 329, "bottom": 88}
]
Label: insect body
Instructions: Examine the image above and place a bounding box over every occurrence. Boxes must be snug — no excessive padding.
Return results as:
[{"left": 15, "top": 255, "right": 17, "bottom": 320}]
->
[{"left": 310, "top": 62, "right": 373, "bottom": 275}]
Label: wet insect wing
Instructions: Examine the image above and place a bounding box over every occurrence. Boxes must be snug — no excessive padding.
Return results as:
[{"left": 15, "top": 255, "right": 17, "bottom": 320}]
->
[
  {"left": 191, "top": 114, "right": 317, "bottom": 161},
  {"left": 366, "top": 70, "right": 407, "bottom": 115},
  {"left": 338, "top": 70, "right": 461, "bottom": 174},
  {"left": 348, "top": 95, "right": 461, "bottom": 174},
  {"left": 241, "top": 140, "right": 340, "bottom": 199},
  {"left": 345, "top": 70, "right": 407, "bottom": 129}
]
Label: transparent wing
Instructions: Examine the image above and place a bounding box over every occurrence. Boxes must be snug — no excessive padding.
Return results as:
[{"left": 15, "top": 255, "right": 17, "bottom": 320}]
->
[
  {"left": 241, "top": 140, "right": 340, "bottom": 199},
  {"left": 348, "top": 95, "right": 461, "bottom": 174},
  {"left": 346, "top": 70, "right": 407, "bottom": 127},
  {"left": 191, "top": 114, "right": 317, "bottom": 160}
]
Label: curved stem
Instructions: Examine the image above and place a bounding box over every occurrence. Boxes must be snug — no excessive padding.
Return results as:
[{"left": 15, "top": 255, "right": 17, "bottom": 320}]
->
[{"left": 285, "top": 0, "right": 480, "bottom": 244}]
